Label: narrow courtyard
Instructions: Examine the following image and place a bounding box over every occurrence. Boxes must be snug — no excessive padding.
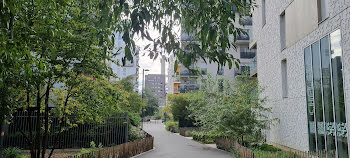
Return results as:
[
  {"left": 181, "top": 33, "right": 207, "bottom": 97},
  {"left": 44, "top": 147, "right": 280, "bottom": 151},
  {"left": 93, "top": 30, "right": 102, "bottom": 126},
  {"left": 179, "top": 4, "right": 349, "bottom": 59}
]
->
[{"left": 135, "top": 120, "right": 232, "bottom": 158}]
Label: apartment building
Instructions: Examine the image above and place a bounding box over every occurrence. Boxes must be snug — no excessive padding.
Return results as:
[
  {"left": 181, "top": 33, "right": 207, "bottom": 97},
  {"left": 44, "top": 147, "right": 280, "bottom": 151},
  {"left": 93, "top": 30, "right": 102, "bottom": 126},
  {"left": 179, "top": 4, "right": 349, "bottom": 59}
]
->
[
  {"left": 251, "top": 0, "right": 350, "bottom": 157},
  {"left": 145, "top": 74, "right": 166, "bottom": 107},
  {"left": 168, "top": 14, "right": 256, "bottom": 94},
  {"left": 110, "top": 33, "right": 140, "bottom": 91}
]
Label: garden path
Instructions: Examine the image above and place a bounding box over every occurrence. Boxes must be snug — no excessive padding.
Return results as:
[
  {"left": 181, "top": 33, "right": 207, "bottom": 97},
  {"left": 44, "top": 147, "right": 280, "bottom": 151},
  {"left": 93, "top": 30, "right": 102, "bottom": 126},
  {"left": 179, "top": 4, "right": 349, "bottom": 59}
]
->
[{"left": 134, "top": 120, "right": 233, "bottom": 158}]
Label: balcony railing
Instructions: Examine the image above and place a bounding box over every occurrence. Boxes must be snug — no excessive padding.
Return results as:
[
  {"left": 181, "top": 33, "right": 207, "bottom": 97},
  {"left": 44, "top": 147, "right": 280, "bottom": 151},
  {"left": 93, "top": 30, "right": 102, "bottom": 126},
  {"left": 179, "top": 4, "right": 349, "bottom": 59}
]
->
[
  {"left": 240, "top": 51, "right": 256, "bottom": 59},
  {"left": 241, "top": 16, "right": 252, "bottom": 26},
  {"left": 179, "top": 84, "right": 200, "bottom": 93},
  {"left": 237, "top": 31, "right": 250, "bottom": 41},
  {"left": 180, "top": 69, "right": 198, "bottom": 77}
]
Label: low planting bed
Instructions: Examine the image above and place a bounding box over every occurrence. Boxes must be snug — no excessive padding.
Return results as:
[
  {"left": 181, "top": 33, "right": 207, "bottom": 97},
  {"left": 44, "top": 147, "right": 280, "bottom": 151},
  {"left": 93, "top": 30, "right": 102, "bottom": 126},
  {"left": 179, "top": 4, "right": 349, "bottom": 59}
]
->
[
  {"left": 191, "top": 131, "right": 221, "bottom": 144},
  {"left": 179, "top": 127, "right": 200, "bottom": 137},
  {"left": 216, "top": 137, "right": 319, "bottom": 158},
  {"left": 66, "top": 132, "right": 154, "bottom": 158}
]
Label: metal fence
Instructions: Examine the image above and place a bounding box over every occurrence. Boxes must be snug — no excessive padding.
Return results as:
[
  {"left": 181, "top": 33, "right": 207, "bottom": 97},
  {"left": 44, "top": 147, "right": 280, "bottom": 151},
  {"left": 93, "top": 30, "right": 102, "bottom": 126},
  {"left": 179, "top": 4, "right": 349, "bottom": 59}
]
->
[{"left": 3, "top": 111, "right": 128, "bottom": 149}]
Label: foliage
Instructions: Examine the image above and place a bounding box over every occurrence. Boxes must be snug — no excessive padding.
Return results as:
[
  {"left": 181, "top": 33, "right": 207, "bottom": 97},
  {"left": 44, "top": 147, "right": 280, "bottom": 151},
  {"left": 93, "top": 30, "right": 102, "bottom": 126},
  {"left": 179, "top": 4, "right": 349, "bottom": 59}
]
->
[
  {"left": 188, "top": 74, "right": 274, "bottom": 145},
  {"left": 128, "top": 125, "right": 146, "bottom": 142},
  {"left": 191, "top": 131, "right": 223, "bottom": 144},
  {"left": 2, "top": 148, "right": 27, "bottom": 158},
  {"left": 143, "top": 88, "right": 159, "bottom": 116},
  {"left": 165, "top": 121, "right": 179, "bottom": 133},
  {"left": 79, "top": 141, "right": 103, "bottom": 155},
  {"left": 167, "top": 94, "right": 192, "bottom": 121},
  {"left": 257, "top": 144, "right": 282, "bottom": 152},
  {"left": 152, "top": 109, "right": 163, "bottom": 120},
  {"left": 162, "top": 104, "right": 173, "bottom": 121},
  {"left": 0, "top": 0, "right": 255, "bottom": 157}
]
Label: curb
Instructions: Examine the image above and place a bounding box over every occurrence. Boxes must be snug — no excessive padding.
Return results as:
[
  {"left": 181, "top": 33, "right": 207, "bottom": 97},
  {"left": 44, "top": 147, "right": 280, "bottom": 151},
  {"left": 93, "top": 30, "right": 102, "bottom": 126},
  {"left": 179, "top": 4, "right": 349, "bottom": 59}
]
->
[{"left": 131, "top": 148, "right": 156, "bottom": 158}]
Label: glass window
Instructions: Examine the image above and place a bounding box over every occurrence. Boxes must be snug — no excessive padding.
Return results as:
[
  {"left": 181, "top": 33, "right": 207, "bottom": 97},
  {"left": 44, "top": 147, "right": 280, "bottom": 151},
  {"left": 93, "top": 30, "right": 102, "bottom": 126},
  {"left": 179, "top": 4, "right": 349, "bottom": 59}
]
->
[
  {"left": 330, "top": 30, "right": 348, "bottom": 158},
  {"left": 311, "top": 41, "right": 326, "bottom": 152},
  {"left": 262, "top": 0, "right": 266, "bottom": 26},
  {"left": 280, "top": 12, "right": 286, "bottom": 50},
  {"left": 281, "top": 59, "right": 288, "bottom": 98},
  {"left": 304, "top": 29, "right": 348, "bottom": 157},
  {"left": 318, "top": 0, "right": 328, "bottom": 22},
  {"left": 320, "top": 36, "right": 337, "bottom": 157},
  {"left": 304, "top": 46, "right": 317, "bottom": 152}
]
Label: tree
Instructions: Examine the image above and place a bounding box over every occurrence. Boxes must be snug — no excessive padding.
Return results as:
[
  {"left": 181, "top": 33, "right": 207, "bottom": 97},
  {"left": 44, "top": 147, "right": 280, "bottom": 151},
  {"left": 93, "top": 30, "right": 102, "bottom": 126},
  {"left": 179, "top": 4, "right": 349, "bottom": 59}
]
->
[
  {"left": 167, "top": 94, "right": 191, "bottom": 121},
  {"left": 188, "top": 74, "right": 274, "bottom": 145},
  {"left": 0, "top": 0, "right": 255, "bottom": 157},
  {"left": 143, "top": 88, "right": 159, "bottom": 116}
]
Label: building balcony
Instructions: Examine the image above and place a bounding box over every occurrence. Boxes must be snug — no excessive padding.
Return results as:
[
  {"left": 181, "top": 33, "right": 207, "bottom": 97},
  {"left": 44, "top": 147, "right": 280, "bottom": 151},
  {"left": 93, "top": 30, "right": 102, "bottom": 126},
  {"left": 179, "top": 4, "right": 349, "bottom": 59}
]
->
[
  {"left": 241, "top": 16, "right": 252, "bottom": 26},
  {"left": 249, "top": 56, "right": 257, "bottom": 77},
  {"left": 236, "top": 29, "right": 250, "bottom": 44},
  {"left": 179, "top": 84, "right": 200, "bottom": 93},
  {"left": 180, "top": 69, "right": 198, "bottom": 77}
]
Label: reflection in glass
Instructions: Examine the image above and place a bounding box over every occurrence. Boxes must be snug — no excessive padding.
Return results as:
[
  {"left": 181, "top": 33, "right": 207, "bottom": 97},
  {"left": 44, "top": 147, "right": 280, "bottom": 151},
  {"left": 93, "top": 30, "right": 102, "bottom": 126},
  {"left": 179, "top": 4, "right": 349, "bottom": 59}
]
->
[
  {"left": 304, "top": 29, "right": 348, "bottom": 157},
  {"left": 312, "top": 41, "right": 326, "bottom": 151},
  {"left": 330, "top": 30, "right": 348, "bottom": 158},
  {"left": 304, "top": 46, "right": 317, "bottom": 151},
  {"left": 320, "top": 36, "right": 336, "bottom": 157}
]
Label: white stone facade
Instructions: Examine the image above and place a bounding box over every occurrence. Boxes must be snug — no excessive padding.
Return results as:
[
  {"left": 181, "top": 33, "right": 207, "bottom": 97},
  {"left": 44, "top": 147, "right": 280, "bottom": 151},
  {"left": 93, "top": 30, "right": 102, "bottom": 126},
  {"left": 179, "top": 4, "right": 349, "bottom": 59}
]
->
[{"left": 252, "top": 0, "right": 350, "bottom": 154}]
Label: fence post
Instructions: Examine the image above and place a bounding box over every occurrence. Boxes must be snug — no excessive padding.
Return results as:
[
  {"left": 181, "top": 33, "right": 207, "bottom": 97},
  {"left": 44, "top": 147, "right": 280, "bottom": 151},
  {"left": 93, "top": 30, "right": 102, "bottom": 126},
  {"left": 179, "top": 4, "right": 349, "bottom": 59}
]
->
[{"left": 125, "top": 113, "right": 129, "bottom": 143}]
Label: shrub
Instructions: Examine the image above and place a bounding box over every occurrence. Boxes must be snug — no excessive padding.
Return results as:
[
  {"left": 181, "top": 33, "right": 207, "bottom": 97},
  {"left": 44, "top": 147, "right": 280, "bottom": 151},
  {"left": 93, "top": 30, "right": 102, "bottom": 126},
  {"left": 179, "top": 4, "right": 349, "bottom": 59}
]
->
[
  {"left": 128, "top": 125, "right": 146, "bottom": 141},
  {"left": 165, "top": 121, "right": 179, "bottom": 133},
  {"left": 79, "top": 141, "right": 102, "bottom": 155},
  {"left": 259, "top": 144, "right": 281, "bottom": 152},
  {"left": 2, "top": 147, "right": 26, "bottom": 158},
  {"left": 191, "top": 131, "right": 221, "bottom": 144}
]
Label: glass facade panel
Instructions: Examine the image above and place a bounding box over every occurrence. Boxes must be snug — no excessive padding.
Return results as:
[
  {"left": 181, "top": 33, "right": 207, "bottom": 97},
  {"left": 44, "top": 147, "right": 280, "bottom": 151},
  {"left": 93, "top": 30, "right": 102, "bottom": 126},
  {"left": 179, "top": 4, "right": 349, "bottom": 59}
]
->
[
  {"left": 330, "top": 30, "right": 348, "bottom": 158},
  {"left": 304, "top": 46, "right": 317, "bottom": 152},
  {"left": 312, "top": 41, "right": 326, "bottom": 152},
  {"left": 305, "top": 29, "right": 348, "bottom": 157},
  {"left": 320, "top": 36, "right": 337, "bottom": 157}
]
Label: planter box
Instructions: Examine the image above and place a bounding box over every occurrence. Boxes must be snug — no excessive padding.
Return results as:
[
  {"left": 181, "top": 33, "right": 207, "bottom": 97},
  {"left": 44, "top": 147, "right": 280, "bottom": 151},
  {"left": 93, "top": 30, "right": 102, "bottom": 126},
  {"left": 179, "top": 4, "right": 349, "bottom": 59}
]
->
[{"left": 66, "top": 133, "right": 154, "bottom": 158}]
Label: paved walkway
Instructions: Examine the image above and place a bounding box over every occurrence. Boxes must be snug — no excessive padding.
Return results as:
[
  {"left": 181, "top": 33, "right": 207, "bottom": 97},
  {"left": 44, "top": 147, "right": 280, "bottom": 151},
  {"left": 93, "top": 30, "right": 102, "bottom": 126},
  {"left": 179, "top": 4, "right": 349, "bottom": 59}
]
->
[{"left": 135, "top": 120, "right": 233, "bottom": 158}]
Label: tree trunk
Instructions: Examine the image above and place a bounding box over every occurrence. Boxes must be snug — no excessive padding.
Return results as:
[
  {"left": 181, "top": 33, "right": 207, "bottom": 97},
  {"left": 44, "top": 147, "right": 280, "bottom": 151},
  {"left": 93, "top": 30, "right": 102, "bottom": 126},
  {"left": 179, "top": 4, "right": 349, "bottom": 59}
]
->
[{"left": 41, "top": 82, "right": 51, "bottom": 158}]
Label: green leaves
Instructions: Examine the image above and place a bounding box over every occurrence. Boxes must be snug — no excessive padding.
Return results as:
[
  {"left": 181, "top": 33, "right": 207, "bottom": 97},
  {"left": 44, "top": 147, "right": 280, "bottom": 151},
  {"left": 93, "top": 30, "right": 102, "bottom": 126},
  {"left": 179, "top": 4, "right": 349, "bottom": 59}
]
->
[{"left": 187, "top": 74, "right": 273, "bottom": 143}]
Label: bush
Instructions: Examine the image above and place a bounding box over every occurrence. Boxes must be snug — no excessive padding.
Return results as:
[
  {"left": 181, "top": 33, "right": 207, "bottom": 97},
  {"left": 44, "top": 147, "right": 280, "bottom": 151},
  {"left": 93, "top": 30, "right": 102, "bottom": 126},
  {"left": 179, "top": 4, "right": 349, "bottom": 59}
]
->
[
  {"left": 191, "top": 131, "right": 221, "bottom": 144},
  {"left": 259, "top": 144, "right": 281, "bottom": 152},
  {"left": 128, "top": 125, "right": 146, "bottom": 141},
  {"left": 165, "top": 121, "right": 179, "bottom": 133},
  {"left": 2, "top": 148, "right": 26, "bottom": 158}
]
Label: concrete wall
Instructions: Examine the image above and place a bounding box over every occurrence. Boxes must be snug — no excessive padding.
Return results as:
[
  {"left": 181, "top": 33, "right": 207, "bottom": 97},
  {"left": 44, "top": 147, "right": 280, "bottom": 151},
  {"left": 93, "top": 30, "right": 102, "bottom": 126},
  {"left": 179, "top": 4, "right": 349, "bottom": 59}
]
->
[
  {"left": 252, "top": 0, "right": 350, "bottom": 152},
  {"left": 285, "top": 0, "right": 319, "bottom": 47}
]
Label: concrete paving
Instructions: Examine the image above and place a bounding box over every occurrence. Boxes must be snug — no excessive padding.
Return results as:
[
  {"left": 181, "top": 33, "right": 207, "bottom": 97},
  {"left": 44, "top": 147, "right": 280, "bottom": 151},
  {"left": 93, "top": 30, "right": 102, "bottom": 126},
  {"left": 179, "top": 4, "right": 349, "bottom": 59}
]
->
[{"left": 135, "top": 120, "right": 233, "bottom": 158}]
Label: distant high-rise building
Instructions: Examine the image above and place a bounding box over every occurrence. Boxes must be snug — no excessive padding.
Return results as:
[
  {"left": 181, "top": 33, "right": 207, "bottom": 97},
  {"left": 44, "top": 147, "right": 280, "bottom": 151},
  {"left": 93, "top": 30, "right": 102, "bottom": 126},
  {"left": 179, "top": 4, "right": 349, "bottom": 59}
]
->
[{"left": 145, "top": 74, "right": 166, "bottom": 107}]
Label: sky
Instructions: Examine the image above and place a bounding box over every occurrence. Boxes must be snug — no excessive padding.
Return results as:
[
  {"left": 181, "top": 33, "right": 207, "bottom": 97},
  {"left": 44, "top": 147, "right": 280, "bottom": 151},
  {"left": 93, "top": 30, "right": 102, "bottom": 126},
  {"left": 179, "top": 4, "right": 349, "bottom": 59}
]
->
[{"left": 135, "top": 20, "right": 180, "bottom": 93}]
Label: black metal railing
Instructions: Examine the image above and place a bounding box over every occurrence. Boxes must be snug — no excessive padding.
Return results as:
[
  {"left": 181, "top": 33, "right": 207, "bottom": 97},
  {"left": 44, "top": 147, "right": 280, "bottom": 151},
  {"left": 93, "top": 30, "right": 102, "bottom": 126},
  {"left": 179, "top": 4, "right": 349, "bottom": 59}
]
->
[
  {"left": 3, "top": 111, "right": 128, "bottom": 149},
  {"left": 240, "top": 51, "right": 256, "bottom": 59}
]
